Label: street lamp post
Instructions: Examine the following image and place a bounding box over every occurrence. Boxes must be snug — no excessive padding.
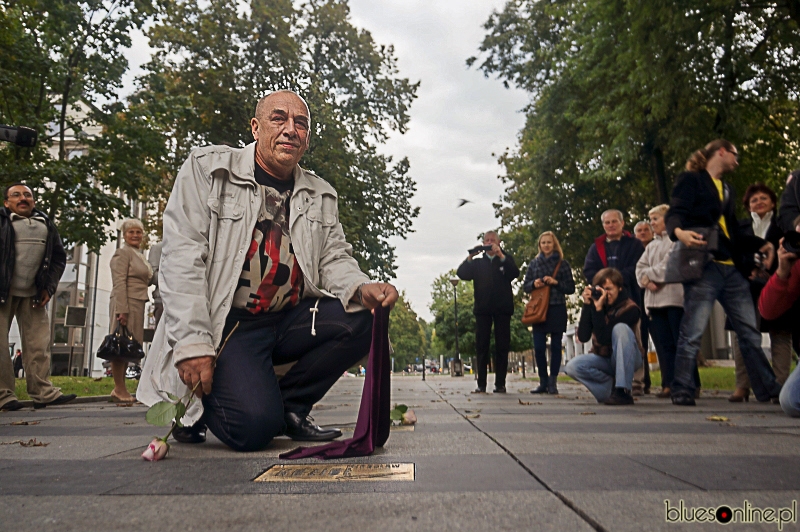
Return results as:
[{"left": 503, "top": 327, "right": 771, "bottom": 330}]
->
[{"left": 449, "top": 277, "right": 463, "bottom": 376}]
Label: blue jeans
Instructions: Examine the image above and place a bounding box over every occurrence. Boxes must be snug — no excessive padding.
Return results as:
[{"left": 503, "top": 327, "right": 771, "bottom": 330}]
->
[
  {"left": 674, "top": 262, "right": 781, "bottom": 401},
  {"left": 565, "top": 323, "right": 643, "bottom": 402},
  {"left": 533, "top": 331, "right": 562, "bottom": 386},
  {"left": 201, "top": 299, "right": 372, "bottom": 452},
  {"left": 780, "top": 364, "right": 800, "bottom": 417}
]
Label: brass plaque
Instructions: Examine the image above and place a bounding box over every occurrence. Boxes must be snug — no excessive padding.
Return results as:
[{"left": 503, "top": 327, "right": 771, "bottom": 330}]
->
[{"left": 254, "top": 463, "right": 415, "bottom": 482}]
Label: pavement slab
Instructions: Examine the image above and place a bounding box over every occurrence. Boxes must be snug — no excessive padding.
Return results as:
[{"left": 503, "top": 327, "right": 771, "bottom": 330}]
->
[{"left": 1, "top": 373, "right": 798, "bottom": 532}]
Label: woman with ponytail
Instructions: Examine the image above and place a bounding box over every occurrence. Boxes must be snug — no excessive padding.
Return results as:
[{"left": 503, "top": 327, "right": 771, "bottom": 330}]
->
[{"left": 664, "top": 140, "right": 782, "bottom": 406}]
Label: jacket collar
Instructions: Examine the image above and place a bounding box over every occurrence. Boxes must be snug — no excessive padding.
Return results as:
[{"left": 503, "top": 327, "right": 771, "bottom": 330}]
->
[
  {"left": 226, "top": 142, "right": 321, "bottom": 196},
  {"left": 0, "top": 207, "right": 50, "bottom": 223}
]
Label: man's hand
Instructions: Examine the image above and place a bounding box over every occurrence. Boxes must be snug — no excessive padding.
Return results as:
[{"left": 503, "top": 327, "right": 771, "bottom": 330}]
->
[
  {"left": 117, "top": 313, "right": 128, "bottom": 327},
  {"left": 490, "top": 243, "right": 505, "bottom": 260},
  {"left": 542, "top": 275, "right": 557, "bottom": 286},
  {"left": 777, "top": 238, "right": 798, "bottom": 280},
  {"left": 359, "top": 283, "right": 399, "bottom": 310},
  {"left": 468, "top": 250, "right": 480, "bottom": 260},
  {"left": 533, "top": 278, "right": 545, "bottom": 289},
  {"left": 646, "top": 282, "right": 660, "bottom": 292},
  {"left": 33, "top": 290, "right": 50, "bottom": 309},
  {"left": 177, "top": 356, "right": 215, "bottom": 398},
  {"left": 675, "top": 228, "right": 707, "bottom": 248},
  {"left": 582, "top": 286, "right": 593, "bottom": 305}
]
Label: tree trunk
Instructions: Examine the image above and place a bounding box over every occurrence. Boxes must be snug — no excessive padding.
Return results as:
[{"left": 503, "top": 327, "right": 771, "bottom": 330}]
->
[{"left": 651, "top": 146, "right": 669, "bottom": 204}]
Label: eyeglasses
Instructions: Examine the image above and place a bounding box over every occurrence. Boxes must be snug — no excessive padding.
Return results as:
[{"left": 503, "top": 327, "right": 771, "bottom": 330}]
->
[{"left": 7, "top": 192, "right": 33, "bottom": 199}]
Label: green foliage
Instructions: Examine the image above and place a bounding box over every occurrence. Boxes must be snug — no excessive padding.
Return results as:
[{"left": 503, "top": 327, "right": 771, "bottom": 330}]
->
[
  {"left": 470, "top": 0, "right": 800, "bottom": 271},
  {"left": 388, "top": 291, "right": 426, "bottom": 369},
  {"left": 132, "top": 0, "right": 420, "bottom": 278},
  {"left": 145, "top": 400, "right": 178, "bottom": 427},
  {"left": 0, "top": 0, "right": 158, "bottom": 251}
]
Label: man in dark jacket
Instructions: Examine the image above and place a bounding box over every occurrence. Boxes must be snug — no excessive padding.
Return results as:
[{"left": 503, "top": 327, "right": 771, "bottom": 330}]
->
[
  {"left": 778, "top": 169, "right": 800, "bottom": 233},
  {"left": 0, "top": 183, "right": 74, "bottom": 411},
  {"left": 566, "top": 268, "right": 644, "bottom": 405},
  {"left": 665, "top": 139, "right": 781, "bottom": 406},
  {"left": 457, "top": 230, "right": 520, "bottom": 393}
]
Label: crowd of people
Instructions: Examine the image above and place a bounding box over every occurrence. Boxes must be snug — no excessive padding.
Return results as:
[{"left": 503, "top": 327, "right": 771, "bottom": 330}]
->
[{"left": 1, "top": 91, "right": 799, "bottom": 457}]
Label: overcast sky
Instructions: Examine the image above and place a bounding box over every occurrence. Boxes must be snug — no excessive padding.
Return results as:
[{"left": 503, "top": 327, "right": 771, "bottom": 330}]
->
[{"left": 123, "top": 0, "right": 528, "bottom": 321}]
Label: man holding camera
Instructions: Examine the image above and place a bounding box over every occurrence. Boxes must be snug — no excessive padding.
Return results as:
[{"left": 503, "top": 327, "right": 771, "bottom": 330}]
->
[
  {"left": 456, "top": 230, "right": 519, "bottom": 393},
  {"left": 0, "top": 183, "right": 75, "bottom": 411},
  {"left": 565, "top": 268, "right": 644, "bottom": 405}
]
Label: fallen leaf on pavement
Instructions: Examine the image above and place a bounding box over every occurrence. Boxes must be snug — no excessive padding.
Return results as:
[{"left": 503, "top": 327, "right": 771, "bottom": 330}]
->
[
  {"left": 10, "top": 421, "right": 40, "bottom": 426},
  {"left": 518, "top": 399, "right": 533, "bottom": 405},
  {"left": 464, "top": 409, "right": 482, "bottom": 413},
  {"left": 1, "top": 438, "right": 49, "bottom": 447},
  {"left": 466, "top": 414, "right": 480, "bottom": 419},
  {"left": 580, "top": 412, "right": 596, "bottom": 415},
  {"left": 707, "top": 416, "right": 730, "bottom": 422}
]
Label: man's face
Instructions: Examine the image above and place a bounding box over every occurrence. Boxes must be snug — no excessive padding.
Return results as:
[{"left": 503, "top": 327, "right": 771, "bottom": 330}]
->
[
  {"left": 4, "top": 185, "right": 35, "bottom": 217},
  {"left": 602, "top": 213, "right": 624, "bottom": 240},
  {"left": 634, "top": 223, "right": 653, "bottom": 244},
  {"left": 483, "top": 232, "right": 499, "bottom": 251},
  {"left": 602, "top": 279, "right": 620, "bottom": 306},
  {"left": 250, "top": 92, "right": 311, "bottom": 179},
  {"left": 718, "top": 146, "right": 739, "bottom": 173}
]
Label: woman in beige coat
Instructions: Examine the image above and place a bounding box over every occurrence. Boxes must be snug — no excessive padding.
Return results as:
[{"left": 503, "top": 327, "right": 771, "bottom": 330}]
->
[{"left": 109, "top": 218, "right": 153, "bottom": 402}]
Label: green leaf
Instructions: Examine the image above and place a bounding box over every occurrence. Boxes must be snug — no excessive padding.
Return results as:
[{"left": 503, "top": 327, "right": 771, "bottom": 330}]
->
[
  {"left": 166, "top": 392, "right": 180, "bottom": 402},
  {"left": 174, "top": 401, "right": 187, "bottom": 425},
  {"left": 389, "top": 410, "right": 403, "bottom": 421},
  {"left": 395, "top": 404, "right": 408, "bottom": 414},
  {"left": 145, "top": 401, "right": 178, "bottom": 427}
]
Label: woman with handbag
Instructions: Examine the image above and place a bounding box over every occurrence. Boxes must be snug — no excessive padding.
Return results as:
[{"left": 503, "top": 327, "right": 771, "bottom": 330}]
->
[
  {"left": 523, "top": 231, "right": 575, "bottom": 394},
  {"left": 108, "top": 218, "right": 153, "bottom": 403}
]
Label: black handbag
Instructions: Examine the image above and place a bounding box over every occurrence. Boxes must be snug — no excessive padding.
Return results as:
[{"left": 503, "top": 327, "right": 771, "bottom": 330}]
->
[
  {"left": 96, "top": 324, "right": 145, "bottom": 362},
  {"left": 664, "top": 227, "right": 718, "bottom": 283}
]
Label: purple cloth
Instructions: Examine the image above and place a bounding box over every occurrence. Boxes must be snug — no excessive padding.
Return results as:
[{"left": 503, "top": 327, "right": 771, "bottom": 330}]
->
[{"left": 280, "top": 306, "right": 391, "bottom": 459}]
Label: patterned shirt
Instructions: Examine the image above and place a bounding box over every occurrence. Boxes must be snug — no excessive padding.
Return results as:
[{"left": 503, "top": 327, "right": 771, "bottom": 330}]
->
[{"left": 231, "top": 163, "right": 304, "bottom": 315}]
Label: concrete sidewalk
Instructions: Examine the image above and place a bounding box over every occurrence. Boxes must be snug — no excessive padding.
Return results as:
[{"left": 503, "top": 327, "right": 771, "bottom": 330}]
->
[{"left": 1, "top": 374, "right": 798, "bottom": 531}]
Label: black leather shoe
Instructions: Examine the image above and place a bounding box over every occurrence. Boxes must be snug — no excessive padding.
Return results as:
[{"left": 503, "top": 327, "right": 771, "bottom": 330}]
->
[
  {"left": 547, "top": 384, "right": 559, "bottom": 395},
  {"left": 604, "top": 387, "right": 634, "bottom": 406},
  {"left": 33, "top": 394, "right": 77, "bottom": 410},
  {"left": 472, "top": 387, "right": 486, "bottom": 394},
  {"left": 493, "top": 386, "right": 506, "bottom": 394},
  {"left": 0, "top": 400, "right": 24, "bottom": 411},
  {"left": 284, "top": 412, "right": 342, "bottom": 441},
  {"left": 173, "top": 423, "right": 207, "bottom": 444},
  {"left": 671, "top": 392, "right": 696, "bottom": 406},
  {"left": 530, "top": 384, "right": 548, "bottom": 394}
]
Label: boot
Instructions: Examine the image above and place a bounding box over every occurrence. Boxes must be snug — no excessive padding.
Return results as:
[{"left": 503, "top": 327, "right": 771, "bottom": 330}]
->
[
  {"left": 728, "top": 388, "right": 750, "bottom": 403},
  {"left": 604, "top": 387, "right": 634, "bottom": 406}
]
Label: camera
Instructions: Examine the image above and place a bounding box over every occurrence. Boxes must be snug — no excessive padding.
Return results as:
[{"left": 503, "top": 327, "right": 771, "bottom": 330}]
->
[
  {"left": 0, "top": 125, "right": 37, "bottom": 148},
  {"left": 754, "top": 251, "right": 767, "bottom": 271},
  {"left": 784, "top": 231, "right": 800, "bottom": 255},
  {"left": 590, "top": 286, "right": 603, "bottom": 301},
  {"left": 468, "top": 245, "right": 493, "bottom": 254}
]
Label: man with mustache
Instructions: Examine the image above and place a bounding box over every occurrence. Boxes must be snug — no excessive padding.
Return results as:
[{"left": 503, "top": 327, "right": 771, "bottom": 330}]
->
[
  {"left": 139, "top": 90, "right": 399, "bottom": 451},
  {"left": 0, "top": 183, "right": 74, "bottom": 411}
]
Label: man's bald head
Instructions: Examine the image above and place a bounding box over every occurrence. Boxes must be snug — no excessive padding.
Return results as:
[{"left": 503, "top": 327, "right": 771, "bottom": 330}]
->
[{"left": 255, "top": 90, "right": 310, "bottom": 122}]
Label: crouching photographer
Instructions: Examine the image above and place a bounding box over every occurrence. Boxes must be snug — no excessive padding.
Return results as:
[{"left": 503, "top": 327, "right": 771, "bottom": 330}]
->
[{"left": 565, "top": 268, "right": 644, "bottom": 405}]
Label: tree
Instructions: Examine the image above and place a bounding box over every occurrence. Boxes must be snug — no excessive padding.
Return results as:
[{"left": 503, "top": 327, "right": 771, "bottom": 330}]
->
[
  {"left": 388, "top": 291, "right": 426, "bottom": 369},
  {"left": 470, "top": 0, "right": 800, "bottom": 270},
  {"left": 0, "top": 0, "right": 158, "bottom": 251},
  {"left": 132, "top": 0, "right": 420, "bottom": 278}
]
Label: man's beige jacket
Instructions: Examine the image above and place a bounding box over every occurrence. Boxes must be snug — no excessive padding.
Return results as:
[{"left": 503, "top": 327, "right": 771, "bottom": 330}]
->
[{"left": 138, "top": 142, "right": 369, "bottom": 423}]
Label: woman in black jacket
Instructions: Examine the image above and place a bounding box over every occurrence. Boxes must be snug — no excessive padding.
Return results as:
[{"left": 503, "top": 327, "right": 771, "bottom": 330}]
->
[
  {"left": 665, "top": 139, "right": 781, "bottom": 405},
  {"left": 523, "top": 232, "right": 575, "bottom": 394},
  {"left": 728, "top": 183, "right": 792, "bottom": 402}
]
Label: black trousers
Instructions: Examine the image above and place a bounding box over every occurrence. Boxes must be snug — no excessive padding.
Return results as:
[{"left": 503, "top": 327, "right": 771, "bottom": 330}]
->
[
  {"left": 475, "top": 313, "right": 511, "bottom": 389},
  {"left": 641, "top": 312, "right": 651, "bottom": 390},
  {"left": 201, "top": 298, "right": 372, "bottom": 452}
]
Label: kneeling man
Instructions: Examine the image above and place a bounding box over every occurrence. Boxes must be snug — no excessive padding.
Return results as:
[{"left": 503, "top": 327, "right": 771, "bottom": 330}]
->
[
  {"left": 138, "top": 91, "right": 397, "bottom": 451},
  {"left": 565, "top": 268, "right": 643, "bottom": 405}
]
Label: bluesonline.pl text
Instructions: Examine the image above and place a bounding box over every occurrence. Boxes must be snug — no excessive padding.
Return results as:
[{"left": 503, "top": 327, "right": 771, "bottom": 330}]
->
[{"left": 665, "top": 500, "right": 797, "bottom": 529}]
